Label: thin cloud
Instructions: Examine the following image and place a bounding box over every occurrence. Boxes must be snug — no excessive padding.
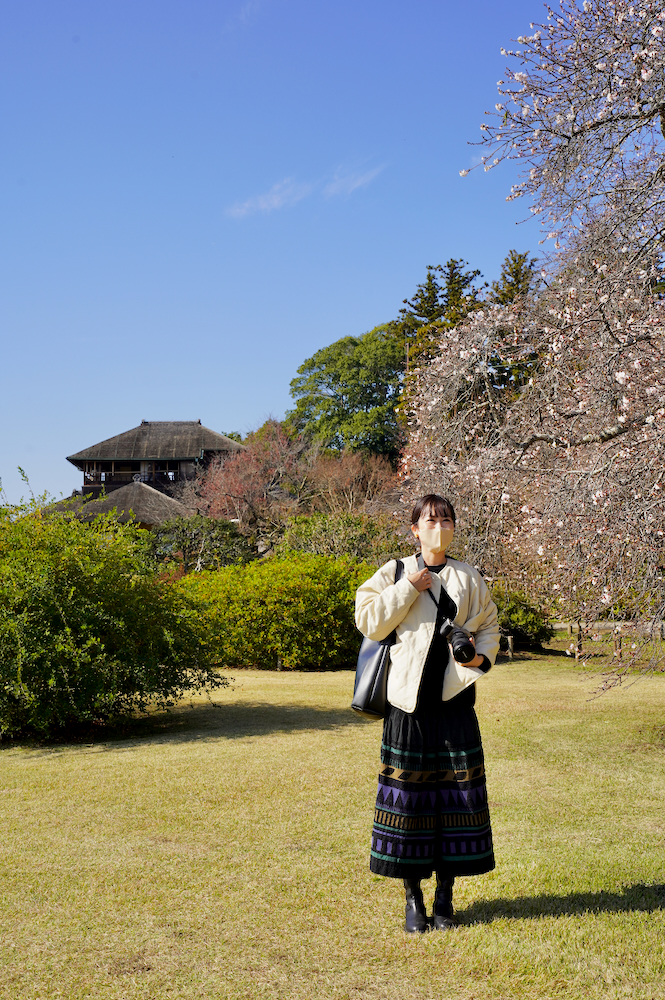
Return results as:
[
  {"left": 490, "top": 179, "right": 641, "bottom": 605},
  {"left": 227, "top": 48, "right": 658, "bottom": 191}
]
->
[
  {"left": 226, "top": 164, "right": 385, "bottom": 219},
  {"left": 324, "top": 166, "right": 384, "bottom": 198},
  {"left": 226, "top": 178, "right": 313, "bottom": 218}
]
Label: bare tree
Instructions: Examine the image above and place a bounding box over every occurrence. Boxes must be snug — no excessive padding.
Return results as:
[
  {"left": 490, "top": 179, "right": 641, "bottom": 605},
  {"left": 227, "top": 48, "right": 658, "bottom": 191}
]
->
[
  {"left": 468, "top": 0, "right": 665, "bottom": 264},
  {"left": 181, "top": 420, "right": 398, "bottom": 547},
  {"left": 200, "top": 421, "right": 318, "bottom": 541},
  {"left": 308, "top": 451, "right": 396, "bottom": 514}
]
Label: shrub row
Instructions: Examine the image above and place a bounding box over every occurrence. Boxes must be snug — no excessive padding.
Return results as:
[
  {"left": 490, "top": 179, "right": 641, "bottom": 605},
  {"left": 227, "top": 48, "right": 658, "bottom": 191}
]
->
[
  {"left": 492, "top": 585, "right": 554, "bottom": 649},
  {"left": 180, "top": 554, "right": 554, "bottom": 671},
  {"left": 0, "top": 499, "right": 553, "bottom": 735},
  {"left": 179, "top": 551, "right": 377, "bottom": 670}
]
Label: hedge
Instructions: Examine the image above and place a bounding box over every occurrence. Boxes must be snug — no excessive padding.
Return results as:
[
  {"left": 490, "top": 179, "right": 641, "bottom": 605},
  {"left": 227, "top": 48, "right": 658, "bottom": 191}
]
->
[{"left": 180, "top": 552, "right": 377, "bottom": 670}]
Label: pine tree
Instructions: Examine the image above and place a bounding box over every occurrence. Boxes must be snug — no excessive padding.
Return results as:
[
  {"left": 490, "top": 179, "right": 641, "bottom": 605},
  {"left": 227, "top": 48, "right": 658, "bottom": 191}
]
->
[
  {"left": 388, "top": 260, "right": 486, "bottom": 367},
  {"left": 490, "top": 250, "right": 538, "bottom": 305}
]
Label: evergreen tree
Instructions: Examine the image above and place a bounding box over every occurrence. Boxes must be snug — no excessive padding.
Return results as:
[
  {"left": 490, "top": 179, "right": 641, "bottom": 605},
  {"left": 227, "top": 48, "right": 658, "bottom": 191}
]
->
[
  {"left": 287, "top": 326, "right": 404, "bottom": 462},
  {"left": 490, "top": 250, "right": 538, "bottom": 305},
  {"left": 400, "top": 265, "right": 448, "bottom": 325},
  {"left": 388, "top": 260, "right": 486, "bottom": 367},
  {"left": 286, "top": 257, "right": 497, "bottom": 463}
]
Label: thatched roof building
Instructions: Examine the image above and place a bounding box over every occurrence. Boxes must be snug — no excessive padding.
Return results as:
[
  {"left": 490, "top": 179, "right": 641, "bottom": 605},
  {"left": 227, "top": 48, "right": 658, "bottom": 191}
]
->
[
  {"left": 60, "top": 481, "right": 192, "bottom": 529},
  {"left": 67, "top": 419, "right": 243, "bottom": 499}
]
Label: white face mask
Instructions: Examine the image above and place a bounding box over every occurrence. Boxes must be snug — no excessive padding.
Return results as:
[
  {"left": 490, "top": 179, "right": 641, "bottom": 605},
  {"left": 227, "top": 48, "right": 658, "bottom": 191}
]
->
[{"left": 417, "top": 523, "right": 454, "bottom": 555}]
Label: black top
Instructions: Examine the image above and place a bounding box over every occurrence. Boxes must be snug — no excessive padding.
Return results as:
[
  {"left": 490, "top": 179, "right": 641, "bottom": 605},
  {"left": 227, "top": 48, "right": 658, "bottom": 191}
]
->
[{"left": 413, "top": 561, "right": 477, "bottom": 712}]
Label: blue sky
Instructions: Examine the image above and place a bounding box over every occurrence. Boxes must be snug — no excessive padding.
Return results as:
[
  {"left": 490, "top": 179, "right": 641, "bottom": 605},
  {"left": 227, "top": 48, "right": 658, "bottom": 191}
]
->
[{"left": 1, "top": 0, "right": 542, "bottom": 503}]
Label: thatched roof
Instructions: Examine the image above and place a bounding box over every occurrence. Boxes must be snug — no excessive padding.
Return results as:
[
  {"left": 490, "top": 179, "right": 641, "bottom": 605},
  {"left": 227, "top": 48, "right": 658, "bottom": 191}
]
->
[
  {"left": 72, "top": 482, "right": 191, "bottom": 527},
  {"left": 67, "top": 420, "right": 243, "bottom": 465}
]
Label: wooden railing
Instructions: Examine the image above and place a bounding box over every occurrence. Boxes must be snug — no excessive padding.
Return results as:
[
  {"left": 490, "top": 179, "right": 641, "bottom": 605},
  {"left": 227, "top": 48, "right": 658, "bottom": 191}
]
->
[{"left": 83, "top": 471, "right": 181, "bottom": 485}]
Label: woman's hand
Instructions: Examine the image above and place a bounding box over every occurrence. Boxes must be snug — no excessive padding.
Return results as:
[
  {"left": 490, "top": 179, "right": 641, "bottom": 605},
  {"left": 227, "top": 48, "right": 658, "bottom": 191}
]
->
[
  {"left": 407, "top": 568, "right": 433, "bottom": 593},
  {"left": 464, "top": 635, "right": 485, "bottom": 669}
]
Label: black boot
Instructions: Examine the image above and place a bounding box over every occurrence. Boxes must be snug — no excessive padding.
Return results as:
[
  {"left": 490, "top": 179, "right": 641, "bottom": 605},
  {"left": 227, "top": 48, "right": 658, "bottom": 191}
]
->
[
  {"left": 432, "top": 874, "right": 457, "bottom": 930},
  {"left": 403, "top": 879, "right": 429, "bottom": 934}
]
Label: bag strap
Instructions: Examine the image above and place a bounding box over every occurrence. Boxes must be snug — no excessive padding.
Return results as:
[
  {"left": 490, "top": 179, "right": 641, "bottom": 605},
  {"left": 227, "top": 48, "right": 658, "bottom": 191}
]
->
[{"left": 387, "top": 559, "right": 404, "bottom": 644}]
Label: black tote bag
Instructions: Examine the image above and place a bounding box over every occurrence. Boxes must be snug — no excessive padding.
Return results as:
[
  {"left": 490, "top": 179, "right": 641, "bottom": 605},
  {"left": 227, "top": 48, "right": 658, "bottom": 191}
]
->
[{"left": 351, "top": 559, "right": 404, "bottom": 720}]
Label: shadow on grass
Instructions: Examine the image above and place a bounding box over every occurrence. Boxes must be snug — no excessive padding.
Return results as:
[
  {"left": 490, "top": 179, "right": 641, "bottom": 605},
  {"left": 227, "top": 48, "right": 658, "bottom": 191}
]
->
[
  {"left": 461, "top": 883, "right": 665, "bottom": 923},
  {"left": 495, "top": 649, "right": 569, "bottom": 663},
  {"left": 5, "top": 700, "right": 371, "bottom": 752},
  {"left": 121, "top": 701, "right": 369, "bottom": 744}
]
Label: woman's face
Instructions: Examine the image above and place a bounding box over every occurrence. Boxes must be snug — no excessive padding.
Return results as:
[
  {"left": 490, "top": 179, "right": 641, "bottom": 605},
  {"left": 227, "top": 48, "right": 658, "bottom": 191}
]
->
[{"left": 411, "top": 508, "right": 455, "bottom": 555}]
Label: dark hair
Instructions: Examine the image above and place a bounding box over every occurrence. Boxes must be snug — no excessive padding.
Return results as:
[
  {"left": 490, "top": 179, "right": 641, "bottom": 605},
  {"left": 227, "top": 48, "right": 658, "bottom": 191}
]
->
[{"left": 410, "top": 494, "right": 456, "bottom": 525}]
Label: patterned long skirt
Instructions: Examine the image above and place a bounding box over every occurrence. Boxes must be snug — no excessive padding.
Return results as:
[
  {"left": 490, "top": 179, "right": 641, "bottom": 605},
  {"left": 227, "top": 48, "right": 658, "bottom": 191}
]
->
[{"left": 369, "top": 697, "right": 495, "bottom": 879}]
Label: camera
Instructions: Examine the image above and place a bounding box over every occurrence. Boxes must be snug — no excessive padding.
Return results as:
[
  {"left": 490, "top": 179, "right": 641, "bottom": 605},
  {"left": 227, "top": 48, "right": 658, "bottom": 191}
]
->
[{"left": 439, "top": 620, "right": 476, "bottom": 663}]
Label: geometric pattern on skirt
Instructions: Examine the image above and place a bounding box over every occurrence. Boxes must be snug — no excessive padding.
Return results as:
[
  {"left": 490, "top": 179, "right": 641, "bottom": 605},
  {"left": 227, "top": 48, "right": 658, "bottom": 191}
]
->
[{"left": 369, "top": 703, "right": 495, "bottom": 879}]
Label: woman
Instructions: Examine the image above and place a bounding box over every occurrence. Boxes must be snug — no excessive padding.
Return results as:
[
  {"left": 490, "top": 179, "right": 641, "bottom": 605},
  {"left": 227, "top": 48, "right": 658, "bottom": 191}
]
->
[{"left": 355, "top": 494, "right": 500, "bottom": 933}]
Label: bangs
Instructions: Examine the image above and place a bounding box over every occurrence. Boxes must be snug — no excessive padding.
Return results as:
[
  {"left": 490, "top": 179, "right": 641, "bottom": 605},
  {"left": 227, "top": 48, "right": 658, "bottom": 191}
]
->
[{"left": 411, "top": 494, "right": 456, "bottom": 525}]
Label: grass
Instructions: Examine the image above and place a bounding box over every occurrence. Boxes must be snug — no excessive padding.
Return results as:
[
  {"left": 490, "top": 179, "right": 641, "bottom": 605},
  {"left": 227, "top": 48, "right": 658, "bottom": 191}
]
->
[
  {"left": 2, "top": 659, "right": 665, "bottom": 1000},
  {"left": 548, "top": 626, "right": 665, "bottom": 672}
]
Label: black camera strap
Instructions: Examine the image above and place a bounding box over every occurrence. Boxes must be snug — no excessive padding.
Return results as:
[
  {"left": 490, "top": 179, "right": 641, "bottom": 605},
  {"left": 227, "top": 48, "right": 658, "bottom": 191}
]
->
[
  {"left": 417, "top": 552, "right": 440, "bottom": 610},
  {"left": 418, "top": 552, "right": 459, "bottom": 641}
]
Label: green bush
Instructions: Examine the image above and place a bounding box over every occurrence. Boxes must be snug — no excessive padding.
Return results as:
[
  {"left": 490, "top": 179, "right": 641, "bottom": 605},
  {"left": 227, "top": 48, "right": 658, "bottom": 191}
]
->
[
  {"left": 148, "top": 515, "right": 257, "bottom": 573},
  {"left": 180, "top": 552, "right": 377, "bottom": 670},
  {"left": 492, "top": 585, "right": 554, "bottom": 648},
  {"left": 277, "top": 511, "right": 410, "bottom": 564},
  {"left": 0, "top": 501, "right": 226, "bottom": 737}
]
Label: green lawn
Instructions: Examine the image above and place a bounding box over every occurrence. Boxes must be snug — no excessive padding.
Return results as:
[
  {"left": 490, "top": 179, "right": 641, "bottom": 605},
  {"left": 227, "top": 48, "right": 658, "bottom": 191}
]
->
[{"left": 2, "top": 659, "right": 665, "bottom": 1000}]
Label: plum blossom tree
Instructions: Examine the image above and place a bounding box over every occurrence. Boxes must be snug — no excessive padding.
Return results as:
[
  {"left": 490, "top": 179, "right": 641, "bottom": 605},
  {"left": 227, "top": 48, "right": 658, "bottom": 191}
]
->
[
  {"left": 409, "top": 0, "right": 665, "bottom": 680},
  {"left": 468, "top": 0, "right": 665, "bottom": 265},
  {"left": 402, "top": 251, "right": 665, "bottom": 681}
]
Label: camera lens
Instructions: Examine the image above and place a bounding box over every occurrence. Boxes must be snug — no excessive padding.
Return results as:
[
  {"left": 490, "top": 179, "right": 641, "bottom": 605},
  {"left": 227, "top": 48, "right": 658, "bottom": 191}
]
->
[{"left": 450, "top": 628, "right": 476, "bottom": 663}]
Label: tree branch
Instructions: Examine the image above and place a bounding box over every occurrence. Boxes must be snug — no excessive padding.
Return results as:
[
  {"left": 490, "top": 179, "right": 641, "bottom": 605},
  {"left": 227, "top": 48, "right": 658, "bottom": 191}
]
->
[{"left": 509, "top": 419, "right": 635, "bottom": 457}]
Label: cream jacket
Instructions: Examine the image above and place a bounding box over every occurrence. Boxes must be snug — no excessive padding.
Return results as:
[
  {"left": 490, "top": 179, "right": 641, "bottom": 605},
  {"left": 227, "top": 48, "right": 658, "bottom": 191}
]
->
[{"left": 355, "top": 554, "right": 500, "bottom": 713}]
